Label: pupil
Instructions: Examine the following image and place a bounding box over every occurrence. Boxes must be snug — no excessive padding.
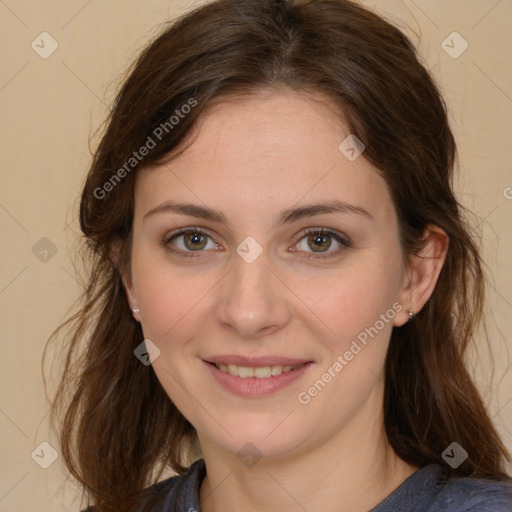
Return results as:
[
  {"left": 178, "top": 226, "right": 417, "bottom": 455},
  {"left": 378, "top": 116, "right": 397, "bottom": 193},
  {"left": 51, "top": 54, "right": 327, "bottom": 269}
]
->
[
  {"left": 186, "top": 232, "right": 206, "bottom": 250},
  {"left": 309, "top": 233, "right": 331, "bottom": 252}
]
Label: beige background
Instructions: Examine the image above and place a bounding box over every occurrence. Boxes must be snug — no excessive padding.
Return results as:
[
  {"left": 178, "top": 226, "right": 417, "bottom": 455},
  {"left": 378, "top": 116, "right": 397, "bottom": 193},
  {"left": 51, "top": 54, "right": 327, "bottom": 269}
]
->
[{"left": 0, "top": 1, "right": 511, "bottom": 510}]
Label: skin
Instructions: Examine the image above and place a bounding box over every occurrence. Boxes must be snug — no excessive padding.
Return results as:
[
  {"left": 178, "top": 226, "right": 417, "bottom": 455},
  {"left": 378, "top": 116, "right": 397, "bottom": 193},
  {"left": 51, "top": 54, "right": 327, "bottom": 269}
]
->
[{"left": 123, "top": 89, "right": 448, "bottom": 512}]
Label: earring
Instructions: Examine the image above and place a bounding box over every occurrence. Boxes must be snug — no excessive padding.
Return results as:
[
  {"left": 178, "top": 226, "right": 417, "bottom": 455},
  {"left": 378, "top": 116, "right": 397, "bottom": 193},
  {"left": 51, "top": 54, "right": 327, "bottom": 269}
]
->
[
  {"left": 132, "top": 308, "right": 140, "bottom": 314},
  {"left": 408, "top": 309, "right": 415, "bottom": 321}
]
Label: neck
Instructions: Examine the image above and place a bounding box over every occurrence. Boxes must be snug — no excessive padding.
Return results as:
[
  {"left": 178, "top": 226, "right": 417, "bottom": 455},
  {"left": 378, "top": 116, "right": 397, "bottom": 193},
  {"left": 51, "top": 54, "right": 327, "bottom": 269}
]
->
[{"left": 198, "top": 387, "right": 418, "bottom": 512}]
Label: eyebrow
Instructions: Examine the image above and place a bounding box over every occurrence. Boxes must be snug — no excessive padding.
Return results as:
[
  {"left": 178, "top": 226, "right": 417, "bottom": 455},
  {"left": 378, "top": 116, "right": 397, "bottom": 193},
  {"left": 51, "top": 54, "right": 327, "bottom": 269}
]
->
[{"left": 142, "top": 199, "right": 373, "bottom": 225}]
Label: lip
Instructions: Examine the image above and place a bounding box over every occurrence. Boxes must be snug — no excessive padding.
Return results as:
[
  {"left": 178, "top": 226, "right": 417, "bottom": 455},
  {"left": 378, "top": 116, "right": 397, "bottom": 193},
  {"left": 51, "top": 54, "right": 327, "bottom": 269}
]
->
[{"left": 202, "top": 358, "right": 314, "bottom": 397}]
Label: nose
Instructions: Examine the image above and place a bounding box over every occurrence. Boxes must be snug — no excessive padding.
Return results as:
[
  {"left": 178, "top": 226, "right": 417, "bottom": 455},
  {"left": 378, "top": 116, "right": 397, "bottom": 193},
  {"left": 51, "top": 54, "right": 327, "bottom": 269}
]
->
[{"left": 216, "top": 250, "right": 292, "bottom": 339}]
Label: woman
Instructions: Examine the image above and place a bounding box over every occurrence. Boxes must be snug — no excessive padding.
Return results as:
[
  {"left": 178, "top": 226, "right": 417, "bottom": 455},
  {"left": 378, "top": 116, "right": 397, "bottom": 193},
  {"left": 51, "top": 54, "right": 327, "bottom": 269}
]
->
[{"left": 48, "top": 0, "right": 512, "bottom": 510}]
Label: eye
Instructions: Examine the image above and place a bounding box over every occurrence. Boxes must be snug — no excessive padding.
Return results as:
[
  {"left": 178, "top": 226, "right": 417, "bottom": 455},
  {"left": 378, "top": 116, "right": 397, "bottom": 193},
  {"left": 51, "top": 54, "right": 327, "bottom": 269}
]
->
[
  {"left": 293, "top": 228, "right": 350, "bottom": 258},
  {"left": 163, "top": 228, "right": 221, "bottom": 257},
  {"left": 162, "top": 227, "right": 349, "bottom": 259}
]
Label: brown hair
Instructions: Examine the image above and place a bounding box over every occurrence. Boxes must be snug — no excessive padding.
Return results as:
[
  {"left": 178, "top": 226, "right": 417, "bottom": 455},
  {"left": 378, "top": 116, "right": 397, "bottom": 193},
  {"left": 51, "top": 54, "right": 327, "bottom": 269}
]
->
[{"left": 46, "top": 0, "right": 511, "bottom": 510}]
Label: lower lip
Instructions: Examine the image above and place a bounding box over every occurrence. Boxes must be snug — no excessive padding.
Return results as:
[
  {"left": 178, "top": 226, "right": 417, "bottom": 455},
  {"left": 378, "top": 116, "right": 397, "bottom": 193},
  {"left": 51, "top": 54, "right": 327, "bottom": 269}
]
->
[{"left": 204, "top": 361, "right": 313, "bottom": 397}]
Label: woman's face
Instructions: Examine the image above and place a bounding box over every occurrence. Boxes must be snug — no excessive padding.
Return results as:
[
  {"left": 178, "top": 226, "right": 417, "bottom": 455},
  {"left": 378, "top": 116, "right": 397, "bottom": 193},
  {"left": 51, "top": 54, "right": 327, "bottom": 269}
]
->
[{"left": 126, "top": 90, "right": 412, "bottom": 460}]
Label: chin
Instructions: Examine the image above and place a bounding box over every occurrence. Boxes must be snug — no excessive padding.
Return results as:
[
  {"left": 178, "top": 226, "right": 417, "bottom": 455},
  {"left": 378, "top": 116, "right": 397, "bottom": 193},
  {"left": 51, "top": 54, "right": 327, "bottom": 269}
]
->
[{"left": 199, "top": 413, "right": 311, "bottom": 461}]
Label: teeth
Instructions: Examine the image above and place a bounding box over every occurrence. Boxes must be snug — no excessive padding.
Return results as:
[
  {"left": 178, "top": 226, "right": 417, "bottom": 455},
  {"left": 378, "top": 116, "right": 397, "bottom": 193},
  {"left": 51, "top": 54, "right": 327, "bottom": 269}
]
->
[
  {"left": 238, "top": 366, "right": 254, "bottom": 378},
  {"left": 254, "top": 366, "right": 272, "bottom": 378},
  {"left": 215, "top": 363, "right": 301, "bottom": 378},
  {"left": 271, "top": 366, "right": 283, "bottom": 376},
  {"left": 227, "top": 364, "right": 238, "bottom": 376}
]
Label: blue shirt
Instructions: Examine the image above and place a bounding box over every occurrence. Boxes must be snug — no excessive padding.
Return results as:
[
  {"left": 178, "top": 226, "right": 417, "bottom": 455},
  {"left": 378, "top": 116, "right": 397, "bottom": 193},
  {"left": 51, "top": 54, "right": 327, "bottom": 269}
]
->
[
  {"left": 135, "top": 458, "right": 512, "bottom": 511},
  {"left": 83, "top": 458, "right": 512, "bottom": 511}
]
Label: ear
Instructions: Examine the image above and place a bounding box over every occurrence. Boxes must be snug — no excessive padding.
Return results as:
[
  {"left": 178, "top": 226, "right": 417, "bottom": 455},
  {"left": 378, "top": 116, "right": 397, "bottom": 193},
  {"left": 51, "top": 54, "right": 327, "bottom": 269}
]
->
[
  {"left": 110, "top": 239, "right": 141, "bottom": 321},
  {"left": 393, "top": 225, "right": 449, "bottom": 327},
  {"left": 122, "top": 272, "right": 139, "bottom": 317}
]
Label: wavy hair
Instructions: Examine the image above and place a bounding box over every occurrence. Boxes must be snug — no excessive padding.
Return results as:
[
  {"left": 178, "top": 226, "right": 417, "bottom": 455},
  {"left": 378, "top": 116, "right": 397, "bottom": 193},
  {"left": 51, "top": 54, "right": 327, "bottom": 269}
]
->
[{"left": 46, "top": 0, "right": 511, "bottom": 510}]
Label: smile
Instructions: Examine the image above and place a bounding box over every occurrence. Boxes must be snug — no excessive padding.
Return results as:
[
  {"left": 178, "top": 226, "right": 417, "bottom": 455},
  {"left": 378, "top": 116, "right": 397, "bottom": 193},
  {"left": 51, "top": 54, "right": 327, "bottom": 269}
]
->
[
  {"left": 214, "top": 363, "right": 302, "bottom": 378},
  {"left": 204, "top": 358, "right": 313, "bottom": 397}
]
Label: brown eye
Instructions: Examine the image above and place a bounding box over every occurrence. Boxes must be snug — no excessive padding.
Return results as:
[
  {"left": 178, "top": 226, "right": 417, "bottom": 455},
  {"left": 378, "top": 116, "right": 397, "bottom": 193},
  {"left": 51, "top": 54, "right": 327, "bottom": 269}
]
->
[
  {"left": 163, "top": 228, "right": 221, "bottom": 258},
  {"left": 307, "top": 232, "right": 332, "bottom": 252},
  {"left": 294, "top": 228, "right": 350, "bottom": 259},
  {"left": 183, "top": 232, "right": 208, "bottom": 251}
]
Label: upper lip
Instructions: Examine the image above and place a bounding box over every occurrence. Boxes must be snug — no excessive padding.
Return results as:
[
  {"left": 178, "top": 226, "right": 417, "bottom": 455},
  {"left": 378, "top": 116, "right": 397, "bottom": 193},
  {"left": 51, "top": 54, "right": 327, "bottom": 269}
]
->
[{"left": 204, "top": 355, "right": 312, "bottom": 367}]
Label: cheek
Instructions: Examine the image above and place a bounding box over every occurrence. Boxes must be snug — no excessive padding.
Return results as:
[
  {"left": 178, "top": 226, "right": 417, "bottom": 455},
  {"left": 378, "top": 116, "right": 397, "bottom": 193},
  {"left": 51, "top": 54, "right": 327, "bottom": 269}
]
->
[
  {"left": 290, "top": 259, "right": 402, "bottom": 351},
  {"left": 131, "top": 249, "right": 213, "bottom": 343},
  {"left": 292, "top": 267, "right": 400, "bottom": 421}
]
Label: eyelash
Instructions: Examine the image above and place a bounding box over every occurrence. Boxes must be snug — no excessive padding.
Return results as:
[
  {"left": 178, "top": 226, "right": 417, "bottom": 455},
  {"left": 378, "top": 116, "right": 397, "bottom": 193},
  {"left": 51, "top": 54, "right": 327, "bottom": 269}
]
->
[{"left": 162, "top": 227, "right": 350, "bottom": 259}]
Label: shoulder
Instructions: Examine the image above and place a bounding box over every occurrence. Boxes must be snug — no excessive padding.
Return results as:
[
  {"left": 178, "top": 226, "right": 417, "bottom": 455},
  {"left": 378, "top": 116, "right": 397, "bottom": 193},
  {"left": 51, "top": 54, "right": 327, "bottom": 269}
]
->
[
  {"left": 144, "top": 458, "right": 205, "bottom": 511},
  {"left": 373, "top": 464, "right": 512, "bottom": 512},
  {"left": 431, "top": 474, "right": 512, "bottom": 512},
  {"left": 79, "top": 458, "right": 206, "bottom": 512}
]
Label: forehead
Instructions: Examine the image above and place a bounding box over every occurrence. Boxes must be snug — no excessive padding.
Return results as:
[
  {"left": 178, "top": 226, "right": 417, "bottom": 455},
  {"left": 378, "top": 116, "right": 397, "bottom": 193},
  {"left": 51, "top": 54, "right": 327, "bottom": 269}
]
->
[
  {"left": 168, "top": 90, "right": 350, "bottom": 177},
  {"left": 135, "top": 90, "right": 396, "bottom": 224}
]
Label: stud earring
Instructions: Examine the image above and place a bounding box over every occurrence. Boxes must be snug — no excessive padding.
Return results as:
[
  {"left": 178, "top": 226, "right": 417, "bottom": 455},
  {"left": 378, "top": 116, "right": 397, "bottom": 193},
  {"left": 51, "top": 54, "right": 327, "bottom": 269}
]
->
[
  {"left": 132, "top": 308, "right": 140, "bottom": 314},
  {"left": 408, "top": 309, "right": 415, "bottom": 321}
]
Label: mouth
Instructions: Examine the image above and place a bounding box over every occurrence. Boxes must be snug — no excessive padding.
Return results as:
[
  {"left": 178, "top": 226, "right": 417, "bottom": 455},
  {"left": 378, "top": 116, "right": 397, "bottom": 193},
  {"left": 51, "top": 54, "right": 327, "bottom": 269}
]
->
[
  {"left": 203, "top": 356, "right": 313, "bottom": 397},
  {"left": 211, "top": 362, "right": 302, "bottom": 378}
]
